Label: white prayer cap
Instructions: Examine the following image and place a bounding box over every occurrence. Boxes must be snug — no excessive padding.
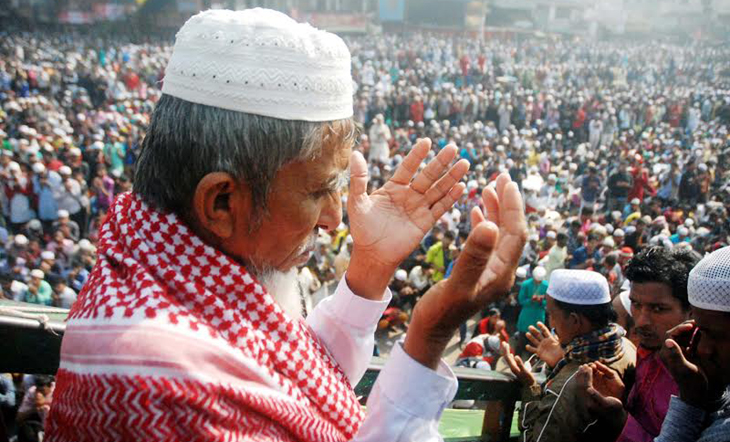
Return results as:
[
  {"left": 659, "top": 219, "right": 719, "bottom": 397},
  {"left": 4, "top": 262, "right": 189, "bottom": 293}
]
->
[
  {"left": 14, "top": 234, "right": 29, "bottom": 246},
  {"left": 32, "top": 162, "right": 46, "bottom": 174},
  {"left": 688, "top": 246, "right": 730, "bottom": 312},
  {"left": 7, "top": 162, "right": 20, "bottom": 173},
  {"left": 395, "top": 269, "right": 408, "bottom": 282},
  {"left": 78, "top": 239, "right": 95, "bottom": 253},
  {"left": 684, "top": 218, "right": 695, "bottom": 227},
  {"left": 546, "top": 231, "right": 557, "bottom": 239},
  {"left": 630, "top": 198, "right": 640, "bottom": 205},
  {"left": 678, "top": 226, "right": 689, "bottom": 236},
  {"left": 57, "top": 209, "right": 70, "bottom": 218},
  {"left": 604, "top": 223, "right": 614, "bottom": 235},
  {"left": 547, "top": 269, "right": 611, "bottom": 305},
  {"left": 40, "top": 251, "right": 55, "bottom": 260},
  {"left": 603, "top": 237, "right": 615, "bottom": 248},
  {"left": 532, "top": 266, "right": 547, "bottom": 282},
  {"left": 528, "top": 233, "right": 539, "bottom": 242},
  {"left": 59, "top": 165, "right": 72, "bottom": 175},
  {"left": 161, "top": 9, "right": 353, "bottom": 122},
  {"left": 613, "top": 228, "right": 625, "bottom": 237},
  {"left": 515, "top": 266, "right": 528, "bottom": 279},
  {"left": 30, "top": 269, "right": 45, "bottom": 279}
]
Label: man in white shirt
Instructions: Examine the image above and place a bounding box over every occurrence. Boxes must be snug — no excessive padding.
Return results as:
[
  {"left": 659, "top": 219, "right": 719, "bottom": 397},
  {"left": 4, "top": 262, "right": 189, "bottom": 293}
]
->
[{"left": 47, "top": 9, "right": 527, "bottom": 442}]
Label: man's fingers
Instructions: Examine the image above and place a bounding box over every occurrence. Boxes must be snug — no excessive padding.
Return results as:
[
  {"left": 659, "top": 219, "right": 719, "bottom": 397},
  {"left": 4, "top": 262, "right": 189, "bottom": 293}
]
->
[
  {"left": 587, "top": 387, "right": 624, "bottom": 411},
  {"left": 390, "top": 138, "right": 431, "bottom": 185},
  {"left": 410, "top": 144, "right": 457, "bottom": 194},
  {"left": 537, "top": 322, "right": 552, "bottom": 338},
  {"left": 348, "top": 151, "right": 369, "bottom": 201},
  {"left": 576, "top": 365, "right": 594, "bottom": 389},
  {"left": 470, "top": 206, "right": 486, "bottom": 231},
  {"left": 429, "top": 182, "right": 466, "bottom": 222},
  {"left": 662, "top": 339, "right": 696, "bottom": 375},
  {"left": 526, "top": 328, "right": 541, "bottom": 346},
  {"left": 592, "top": 361, "right": 615, "bottom": 377},
  {"left": 526, "top": 344, "right": 538, "bottom": 354},
  {"left": 425, "top": 159, "right": 470, "bottom": 206},
  {"left": 479, "top": 181, "right": 527, "bottom": 288},
  {"left": 446, "top": 220, "right": 498, "bottom": 297},
  {"left": 666, "top": 320, "right": 695, "bottom": 337},
  {"left": 482, "top": 186, "right": 499, "bottom": 225}
]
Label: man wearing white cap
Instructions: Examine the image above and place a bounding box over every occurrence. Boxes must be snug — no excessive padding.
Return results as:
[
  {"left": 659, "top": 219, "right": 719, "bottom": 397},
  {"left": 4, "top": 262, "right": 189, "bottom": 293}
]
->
[
  {"left": 31, "top": 161, "right": 62, "bottom": 232},
  {"left": 47, "top": 9, "right": 528, "bottom": 442},
  {"left": 504, "top": 269, "right": 635, "bottom": 442},
  {"left": 51, "top": 209, "right": 79, "bottom": 242},
  {"left": 54, "top": 165, "right": 86, "bottom": 236},
  {"left": 516, "top": 266, "right": 549, "bottom": 356},
  {"left": 22, "top": 269, "right": 52, "bottom": 306},
  {"left": 653, "top": 245, "right": 730, "bottom": 441}
]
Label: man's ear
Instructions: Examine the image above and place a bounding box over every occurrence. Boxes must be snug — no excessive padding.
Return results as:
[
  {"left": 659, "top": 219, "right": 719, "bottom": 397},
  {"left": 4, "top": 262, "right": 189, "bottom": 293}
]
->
[{"left": 192, "top": 172, "right": 252, "bottom": 241}]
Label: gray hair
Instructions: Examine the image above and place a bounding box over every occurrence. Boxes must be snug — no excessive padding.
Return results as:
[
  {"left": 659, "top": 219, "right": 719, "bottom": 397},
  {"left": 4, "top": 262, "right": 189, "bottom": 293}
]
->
[{"left": 134, "top": 94, "right": 355, "bottom": 223}]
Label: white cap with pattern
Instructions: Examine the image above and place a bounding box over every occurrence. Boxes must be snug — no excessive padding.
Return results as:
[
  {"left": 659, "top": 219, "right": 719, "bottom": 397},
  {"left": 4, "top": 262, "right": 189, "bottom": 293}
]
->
[
  {"left": 688, "top": 246, "right": 730, "bottom": 312},
  {"left": 162, "top": 8, "right": 353, "bottom": 122},
  {"left": 547, "top": 269, "right": 611, "bottom": 305}
]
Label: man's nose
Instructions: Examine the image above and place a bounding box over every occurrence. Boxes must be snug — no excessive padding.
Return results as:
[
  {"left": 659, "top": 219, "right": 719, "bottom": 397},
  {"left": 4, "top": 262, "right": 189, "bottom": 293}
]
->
[{"left": 317, "top": 192, "right": 343, "bottom": 233}]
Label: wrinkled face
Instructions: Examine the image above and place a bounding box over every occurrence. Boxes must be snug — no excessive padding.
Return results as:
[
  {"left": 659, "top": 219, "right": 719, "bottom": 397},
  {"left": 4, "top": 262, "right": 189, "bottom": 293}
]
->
[
  {"left": 630, "top": 282, "right": 689, "bottom": 351},
  {"left": 692, "top": 307, "right": 730, "bottom": 393},
  {"left": 233, "top": 141, "right": 351, "bottom": 273}
]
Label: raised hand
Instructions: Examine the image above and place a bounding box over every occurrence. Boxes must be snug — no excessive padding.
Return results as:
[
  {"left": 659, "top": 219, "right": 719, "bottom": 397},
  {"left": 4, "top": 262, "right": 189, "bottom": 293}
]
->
[
  {"left": 586, "top": 361, "right": 625, "bottom": 401},
  {"left": 403, "top": 173, "right": 527, "bottom": 369},
  {"left": 501, "top": 341, "right": 536, "bottom": 386},
  {"left": 660, "top": 320, "right": 709, "bottom": 408},
  {"left": 526, "top": 322, "right": 564, "bottom": 368},
  {"left": 575, "top": 365, "right": 627, "bottom": 438},
  {"left": 346, "top": 139, "right": 469, "bottom": 300}
]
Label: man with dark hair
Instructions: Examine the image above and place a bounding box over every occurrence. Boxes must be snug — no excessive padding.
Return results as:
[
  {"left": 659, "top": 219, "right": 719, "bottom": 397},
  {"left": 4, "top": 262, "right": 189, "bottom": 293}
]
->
[
  {"left": 503, "top": 270, "right": 635, "bottom": 442},
  {"left": 425, "top": 229, "right": 455, "bottom": 283},
  {"left": 569, "top": 233, "right": 601, "bottom": 270},
  {"left": 576, "top": 246, "right": 700, "bottom": 442}
]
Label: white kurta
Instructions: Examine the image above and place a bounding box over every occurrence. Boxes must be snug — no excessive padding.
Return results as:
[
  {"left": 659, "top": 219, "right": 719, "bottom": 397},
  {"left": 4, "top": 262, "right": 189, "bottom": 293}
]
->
[{"left": 308, "top": 276, "right": 459, "bottom": 441}]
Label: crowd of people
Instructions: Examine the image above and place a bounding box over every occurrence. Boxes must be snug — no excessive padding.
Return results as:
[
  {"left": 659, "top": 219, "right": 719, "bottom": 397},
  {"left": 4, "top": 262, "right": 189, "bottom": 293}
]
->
[{"left": 1, "top": 20, "right": 729, "bottom": 442}]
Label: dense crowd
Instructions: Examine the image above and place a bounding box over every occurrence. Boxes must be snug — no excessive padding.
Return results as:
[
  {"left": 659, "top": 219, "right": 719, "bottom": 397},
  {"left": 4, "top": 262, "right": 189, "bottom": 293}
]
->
[{"left": 1, "top": 25, "right": 729, "bottom": 442}]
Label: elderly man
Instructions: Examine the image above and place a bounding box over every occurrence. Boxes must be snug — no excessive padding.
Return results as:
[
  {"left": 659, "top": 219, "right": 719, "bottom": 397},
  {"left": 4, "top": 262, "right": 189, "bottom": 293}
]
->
[{"left": 47, "top": 9, "right": 527, "bottom": 442}]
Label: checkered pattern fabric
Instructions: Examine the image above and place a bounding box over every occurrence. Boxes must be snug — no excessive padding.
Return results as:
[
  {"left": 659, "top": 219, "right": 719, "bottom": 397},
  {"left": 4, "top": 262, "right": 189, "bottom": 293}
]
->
[{"left": 46, "top": 192, "right": 363, "bottom": 441}]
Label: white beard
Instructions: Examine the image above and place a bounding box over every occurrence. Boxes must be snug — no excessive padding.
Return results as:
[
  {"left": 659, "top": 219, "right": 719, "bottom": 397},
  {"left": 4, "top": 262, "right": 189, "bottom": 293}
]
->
[{"left": 258, "top": 268, "right": 302, "bottom": 319}]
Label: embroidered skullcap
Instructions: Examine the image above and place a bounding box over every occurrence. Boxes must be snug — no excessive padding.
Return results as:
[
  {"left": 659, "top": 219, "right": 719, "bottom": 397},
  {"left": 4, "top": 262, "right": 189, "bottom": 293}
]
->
[
  {"left": 547, "top": 269, "right": 611, "bottom": 305},
  {"left": 688, "top": 246, "right": 730, "bottom": 312},
  {"left": 532, "top": 266, "right": 547, "bottom": 281},
  {"left": 395, "top": 269, "right": 408, "bottom": 282},
  {"left": 515, "top": 266, "right": 528, "bottom": 279},
  {"left": 161, "top": 8, "right": 353, "bottom": 122}
]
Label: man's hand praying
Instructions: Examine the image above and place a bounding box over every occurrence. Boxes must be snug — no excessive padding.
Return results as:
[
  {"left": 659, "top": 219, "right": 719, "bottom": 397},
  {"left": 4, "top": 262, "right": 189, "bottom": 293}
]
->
[
  {"left": 346, "top": 138, "right": 469, "bottom": 300},
  {"left": 403, "top": 173, "right": 528, "bottom": 369}
]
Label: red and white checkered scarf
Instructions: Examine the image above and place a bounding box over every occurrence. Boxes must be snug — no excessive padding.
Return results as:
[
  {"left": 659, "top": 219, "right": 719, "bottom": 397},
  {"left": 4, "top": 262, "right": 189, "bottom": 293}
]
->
[{"left": 47, "top": 192, "right": 364, "bottom": 441}]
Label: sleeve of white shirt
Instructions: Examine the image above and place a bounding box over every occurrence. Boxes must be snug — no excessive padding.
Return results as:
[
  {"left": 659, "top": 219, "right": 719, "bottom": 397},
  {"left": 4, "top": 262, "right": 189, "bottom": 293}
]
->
[{"left": 307, "top": 275, "right": 458, "bottom": 442}]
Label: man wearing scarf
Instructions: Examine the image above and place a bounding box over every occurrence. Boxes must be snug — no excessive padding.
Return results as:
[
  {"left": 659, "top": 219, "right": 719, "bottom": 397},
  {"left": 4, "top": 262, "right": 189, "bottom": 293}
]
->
[
  {"left": 504, "top": 270, "right": 636, "bottom": 442},
  {"left": 46, "top": 8, "right": 528, "bottom": 442}
]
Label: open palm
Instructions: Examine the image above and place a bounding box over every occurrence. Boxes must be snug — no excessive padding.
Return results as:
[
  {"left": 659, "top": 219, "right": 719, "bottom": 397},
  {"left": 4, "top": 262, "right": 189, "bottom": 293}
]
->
[{"left": 347, "top": 138, "right": 469, "bottom": 269}]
